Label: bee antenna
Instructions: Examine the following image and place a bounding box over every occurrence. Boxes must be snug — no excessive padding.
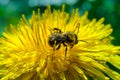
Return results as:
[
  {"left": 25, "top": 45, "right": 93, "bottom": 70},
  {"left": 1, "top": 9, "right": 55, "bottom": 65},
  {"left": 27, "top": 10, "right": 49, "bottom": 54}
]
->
[{"left": 78, "top": 40, "right": 88, "bottom": 43}]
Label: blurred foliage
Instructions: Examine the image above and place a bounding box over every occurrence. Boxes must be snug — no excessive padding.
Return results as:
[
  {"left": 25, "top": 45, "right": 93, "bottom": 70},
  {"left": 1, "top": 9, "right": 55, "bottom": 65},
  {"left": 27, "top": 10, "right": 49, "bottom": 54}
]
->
[{"left": 0, "top": 0, "right": 120, "bottom": 45}]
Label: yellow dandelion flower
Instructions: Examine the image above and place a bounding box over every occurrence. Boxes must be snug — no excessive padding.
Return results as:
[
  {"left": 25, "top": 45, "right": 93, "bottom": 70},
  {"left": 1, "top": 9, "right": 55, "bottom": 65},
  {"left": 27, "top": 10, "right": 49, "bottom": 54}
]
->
[
  {"left": 0, "top": 5, "right": 120, "bottom": 80},
  {"left": 108, "top": 55, "right": 120, "bottom": 70}
]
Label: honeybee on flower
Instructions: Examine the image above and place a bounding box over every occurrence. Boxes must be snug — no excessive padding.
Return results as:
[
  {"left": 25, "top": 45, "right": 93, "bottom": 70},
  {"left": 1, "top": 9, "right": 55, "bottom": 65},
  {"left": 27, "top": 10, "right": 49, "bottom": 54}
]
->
[{"left": 0, "top": 5, "right": 120, "bottom": 80}]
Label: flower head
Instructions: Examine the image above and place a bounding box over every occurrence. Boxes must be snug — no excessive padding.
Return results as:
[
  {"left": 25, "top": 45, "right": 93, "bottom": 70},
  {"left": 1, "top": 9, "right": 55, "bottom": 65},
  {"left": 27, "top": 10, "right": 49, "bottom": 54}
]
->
[{"left": 0, "top": 5, "right": 120, "bottom": 80}]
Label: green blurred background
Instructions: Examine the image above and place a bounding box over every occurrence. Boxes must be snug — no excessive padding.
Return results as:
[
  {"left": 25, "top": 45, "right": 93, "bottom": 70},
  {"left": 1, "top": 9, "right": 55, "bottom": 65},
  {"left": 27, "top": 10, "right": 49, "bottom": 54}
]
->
[{"left": 0, "top": 0, "right": 120, "bottom": 45}]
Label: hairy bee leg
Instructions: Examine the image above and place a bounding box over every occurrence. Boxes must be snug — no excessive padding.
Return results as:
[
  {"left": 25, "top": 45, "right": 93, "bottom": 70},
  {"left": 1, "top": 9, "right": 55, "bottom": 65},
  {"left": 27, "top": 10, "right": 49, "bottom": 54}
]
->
[
  {"left": 52, "top": 44, "right": 61, "bottom": 60},
  {"left": 51, "top": 46, "right": 56, "bottom": 61},
  {"left": 56, "top": 44, "right": 61, "bottom": 50},
  {"left": 70, "top": 45, "right": 73, "bottom": 48},
  {"left": 63, "top": 42, "right": 67, "bottom": 60},
  {"left": 65, "top": 47, "right": 67, "bottom": 60}
]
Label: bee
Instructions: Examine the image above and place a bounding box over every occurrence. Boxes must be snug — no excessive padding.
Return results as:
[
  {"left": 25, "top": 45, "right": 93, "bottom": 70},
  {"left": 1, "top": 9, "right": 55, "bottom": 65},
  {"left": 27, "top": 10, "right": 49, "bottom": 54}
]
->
[{"left": 48, "top": 23, "right": 85, "bottom": 59}]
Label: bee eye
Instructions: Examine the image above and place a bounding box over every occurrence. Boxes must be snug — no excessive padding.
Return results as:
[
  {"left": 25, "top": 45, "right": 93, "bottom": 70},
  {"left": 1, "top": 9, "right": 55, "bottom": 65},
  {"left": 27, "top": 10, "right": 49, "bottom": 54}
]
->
[{"left": 48, "top": 39, "right": 54, "bottom": 47}]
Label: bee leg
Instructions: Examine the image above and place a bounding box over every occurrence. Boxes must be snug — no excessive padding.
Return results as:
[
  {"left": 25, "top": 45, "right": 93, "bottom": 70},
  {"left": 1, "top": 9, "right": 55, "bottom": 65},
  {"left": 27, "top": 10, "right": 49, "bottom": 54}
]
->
[
  {"left": 56, "top": 44, "right": 61, "bottom": 50},
  {"left": 70, "top": 45, "right": 73, "bottom": 48},
  {"left": 53, "top": 28, "right": 61, "bottom": 33},
  {"left": 63, "top": 43, "right": 67, "bottom": 59}
]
